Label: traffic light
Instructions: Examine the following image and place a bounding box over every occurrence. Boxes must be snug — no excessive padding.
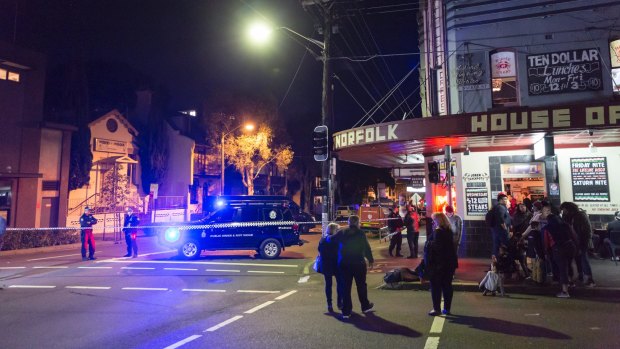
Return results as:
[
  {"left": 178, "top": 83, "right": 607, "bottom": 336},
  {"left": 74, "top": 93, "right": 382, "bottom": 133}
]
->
[
  {"left": 428, "top": 161, "right": 440, "bottom": 184},
  {"left": 313, "top": 125, "right": 329, "bottom": 161}
]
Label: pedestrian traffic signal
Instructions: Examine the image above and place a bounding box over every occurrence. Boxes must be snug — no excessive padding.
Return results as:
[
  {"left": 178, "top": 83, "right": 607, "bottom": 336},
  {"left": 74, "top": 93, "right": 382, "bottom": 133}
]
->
[
  {"left": 428, "top": 161, "right": 440, "bottom": 184},
  {"left": 313, "top": 125, "right": 329, "bottom": 161}
]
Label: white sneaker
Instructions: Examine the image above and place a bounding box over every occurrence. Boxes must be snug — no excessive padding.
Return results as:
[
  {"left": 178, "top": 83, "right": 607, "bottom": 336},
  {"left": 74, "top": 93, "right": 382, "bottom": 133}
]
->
[{"left": 556, "top": 292, "right": 570, "bottom": 298}]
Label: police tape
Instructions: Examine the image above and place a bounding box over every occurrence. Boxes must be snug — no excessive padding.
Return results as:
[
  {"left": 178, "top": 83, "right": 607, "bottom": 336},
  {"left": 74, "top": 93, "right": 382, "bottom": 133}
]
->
[{"left": 4, "top": 217, "right": 403, "bottom": 233}]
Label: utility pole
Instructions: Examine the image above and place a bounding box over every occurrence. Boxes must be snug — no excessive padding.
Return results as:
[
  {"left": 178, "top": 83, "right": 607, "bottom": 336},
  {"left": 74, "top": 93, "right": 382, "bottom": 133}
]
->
[{"left": 321, "top": 2, "right": 333, "bottom": 233}]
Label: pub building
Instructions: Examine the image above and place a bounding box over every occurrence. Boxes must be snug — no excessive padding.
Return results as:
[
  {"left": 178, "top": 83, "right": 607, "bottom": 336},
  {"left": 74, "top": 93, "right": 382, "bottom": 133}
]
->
[{"left": 333, "top": 0, "right": 620, "bottom": 257}]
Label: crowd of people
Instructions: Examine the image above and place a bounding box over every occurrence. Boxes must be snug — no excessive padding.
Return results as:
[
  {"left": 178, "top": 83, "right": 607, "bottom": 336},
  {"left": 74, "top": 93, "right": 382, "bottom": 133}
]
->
[{"left": 484, "top": 192, "right": 598, "bottom": 298}]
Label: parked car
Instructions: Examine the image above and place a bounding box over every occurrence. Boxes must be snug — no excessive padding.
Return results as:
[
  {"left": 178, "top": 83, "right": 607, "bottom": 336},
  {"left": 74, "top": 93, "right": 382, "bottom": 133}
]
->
[{"left": 159, "top": 196, "right": 304, "bottom": 259}]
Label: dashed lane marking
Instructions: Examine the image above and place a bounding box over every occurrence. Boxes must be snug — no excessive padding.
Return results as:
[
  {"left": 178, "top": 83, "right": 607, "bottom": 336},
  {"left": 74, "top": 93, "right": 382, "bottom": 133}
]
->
[
  {"left": 164, "top": 268, "right": 198, "bottom": 271},
  {"left": 78, "top": 266, "right": 113, "bottom": 269},
  {"left": 66, "top": 286, "right": 111, "bottom": 290},
  {"left": 182, "top": 289, "right": 226, "bottom": 293},
  {"left": 237, "top": 290, "right": 280, "bottom": 294},
  {"left": 204, "top": 315, "right": 243, "bottom": 332},
  {"left": 243, "top": 301, "right": 275, "bottom": 314},
  {"left": 27, "top": 254, "right": 80, "bottom": 261},
  {"left": 274, "top": 290, "right": 297, "bottom": 300},
  {"left": 121, "top": 287, "right": 169, "bottom": 291},
  {"left": 99, "top": 250, "right": 176, "bottom": 262},
  {"left": 0, "top": 267, "right": 26, "bottom": 269},
  {"left": 297, "top": 275, "right": 310, "bottom": 283},
  {"left": 9, "top": 285, "right": 56, "bottom": 289},
  {"left": 206, "top": 269, "right": 241, "bottom": 273},
  {"left": 163, "top": 335, "right": 203, "bottom": 349},
  {"left": 121, "top": 267, "right": 156, "bottom": 270},
  {"left": 424, "top": 337, "right": 440, "bottom": 349},
  {"left": 429, "top": 315, "right": 445, "bottom": 333},
  {"left": 98, "top": 260, "right": 298, "bottom": 268},
  {"left": 33, "top": 266, "right": 69, "bottom": 269},
  {"left": 247, "top": 270, "right": 285, "bottom": 274}
]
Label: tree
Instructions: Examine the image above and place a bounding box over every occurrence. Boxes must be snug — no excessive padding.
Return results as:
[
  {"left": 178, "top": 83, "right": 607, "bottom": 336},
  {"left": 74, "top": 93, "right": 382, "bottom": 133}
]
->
[
  {"left": 99, "top": 164, "right": 131, "bottom": 211},
  {"left": 224, "top": 125, "right": 293, "bottom": 195}
]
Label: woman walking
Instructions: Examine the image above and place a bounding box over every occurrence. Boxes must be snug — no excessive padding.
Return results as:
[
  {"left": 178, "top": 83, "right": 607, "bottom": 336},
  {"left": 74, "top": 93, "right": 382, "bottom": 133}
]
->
[
  {"left": 426, "top": 212, "right": 459, "bottom": 316},
  {"left": 318, "top": 222, "right": 343, "bottom": 312}
]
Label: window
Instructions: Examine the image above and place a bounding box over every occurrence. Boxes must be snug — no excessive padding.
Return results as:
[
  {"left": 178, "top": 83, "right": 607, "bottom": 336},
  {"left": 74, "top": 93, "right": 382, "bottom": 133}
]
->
[
  {"left": 7, "top": 71, "right": 19, "bottom": 82},
  {"left": 490, "top": 49, "right": 518, "bottom": 106},
  {"left": 0, "top": 68, "right": 20, "bottom": 82},
  {"left": 610, "top": 39, "right": 620, "bottom": 95},
  {"left": 233, "top": 207, "right": 259, "bottom": 222},
  {"left": 0, "top": 68, "right": 6, "bottom": 80},
  {"left": 210, "top": 208, "right": 234, "bottom": 223}
]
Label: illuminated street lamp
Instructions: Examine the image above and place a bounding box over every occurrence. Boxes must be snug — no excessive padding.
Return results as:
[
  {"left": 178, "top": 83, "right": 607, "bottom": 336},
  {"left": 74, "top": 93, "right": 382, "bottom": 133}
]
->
[{"left": 221, "top": 122, "right": 255, "bottom": 195}]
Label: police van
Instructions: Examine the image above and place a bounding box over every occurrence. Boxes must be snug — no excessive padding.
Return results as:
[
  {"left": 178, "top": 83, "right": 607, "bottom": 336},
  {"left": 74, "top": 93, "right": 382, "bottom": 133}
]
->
[{"left": 160, "top": 196, "right": 304, "bottom": 259}]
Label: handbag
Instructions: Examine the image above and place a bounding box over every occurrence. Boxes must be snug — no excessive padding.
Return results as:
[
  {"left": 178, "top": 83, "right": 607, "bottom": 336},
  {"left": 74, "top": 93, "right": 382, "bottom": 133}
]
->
[{"left": 313, "top": 254, "right": 323, "bottom": 274}]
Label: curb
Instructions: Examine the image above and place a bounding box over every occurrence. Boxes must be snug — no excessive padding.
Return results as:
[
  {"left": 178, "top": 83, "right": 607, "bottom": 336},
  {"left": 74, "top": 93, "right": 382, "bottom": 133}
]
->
[{"left": 378, "top": 280, "right": 620, "bottom": 299}]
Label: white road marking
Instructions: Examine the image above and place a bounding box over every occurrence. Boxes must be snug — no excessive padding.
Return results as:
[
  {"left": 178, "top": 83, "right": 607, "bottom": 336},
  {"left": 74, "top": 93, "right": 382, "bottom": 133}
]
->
[
  {"left": 244, "top": 301, "right": 275, "bottom": 314},
  {"left": 98, "top": 250, "right": 176, "bottom": 262},
  {"left": 423, "top": 336, "right": 439, "bottom": 349},
  {"left": 429, "top": 316, "right": 445, "bottom": 333},
  {"left": 247, "top": 270, "right": 285, "bottom": 274},
  {"left": 164, "top": 268, "right": 198, "bottom": 271},
  {"left": 525, "top": 313, "right": 540, "bottom": 316},
  {"left": 182, "top": 289, "right": 226, "bottom": 293},
  {"left": 99, "top": 260, "right": 298, "bottom": 268},
  {"left": 297, "top": 276, "right": 310, "bottom": 283},
  {"left": 78, "top": 266, "right": 113, "bottom": 269},
  {"left": 27, "top": 254, "right": 80, "bottom": 261},
  {"left": 66, "top": 286, "right": 111, "bottom": 290},
  {"left": 163, "top": 335, "right": 203, "bottom": 349},
  {"left": 121, "top": 267, "right": 156, "bottom": 270},
  {"left": 237, "top": 290, "right": 280, "bottom": 294},
  {"left": 121, "top": 287, "right": 168, "bottom": 291},
  {"left": 33, "top": 266, "right": 69, "bottom": 269},
  {"left": 274, "top": 290, "right": 297, "bottom": 300},
  {"left": 0, "top": 267, "right": 26, "bottom": 269},
  {"left": 206, "top": 269, "right": 241, "bottom": 273},
  {"left": 204, "top": 315, "right": 243, "bottom": 332},
  {"left": 9, "top": 285, "right": 56, "bottom": 289}
]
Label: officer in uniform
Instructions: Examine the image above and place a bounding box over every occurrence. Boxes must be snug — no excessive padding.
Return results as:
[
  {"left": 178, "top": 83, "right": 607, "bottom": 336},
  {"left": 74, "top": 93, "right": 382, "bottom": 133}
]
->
[
  {"left": 79, "top": 206, "right": 98, "bottom": 261},
  {"left": 123, "top": 207, "right": 140, "bottom": 258}
]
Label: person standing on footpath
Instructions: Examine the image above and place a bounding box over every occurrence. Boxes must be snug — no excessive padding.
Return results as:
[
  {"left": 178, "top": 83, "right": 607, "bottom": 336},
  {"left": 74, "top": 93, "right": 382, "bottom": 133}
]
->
[
  {"left": 123, "top": 207, "right": 140, "bottom": 258},
  {"left": 404, "top": 207, "right": 420, "bottom": 258},
  {"left": 426, "top": 212, "right": 459, "bottom": 316},
  {"left": 318, "top": 223, "right": 343, "bottom": 312},
  {"left": 491, "top": 193, "right": 511, "bottom": 257},
  {"left": 445, "top": 206, "right": 463, "bottom": 255},
  {"left": 388, "top": 207, "right": 404, "bottom": 257},
  {"left": 334, "top": 215, "right": 374, "bottom": 319},
  {"left": 79, "top": 206, "right": 98, "bottom": 261},
  {"left": 560, "top": 202, "right": 595, "bottom": 287}
]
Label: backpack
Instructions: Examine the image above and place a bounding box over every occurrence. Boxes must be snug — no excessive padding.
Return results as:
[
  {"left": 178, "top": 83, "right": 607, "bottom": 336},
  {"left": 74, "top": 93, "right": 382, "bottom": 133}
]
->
[
  {"left": 383, "top": 269, "right": 402, "bottom": 284},
  {"left": 485, "top": 206, "right": 496, "bottom": 227}
]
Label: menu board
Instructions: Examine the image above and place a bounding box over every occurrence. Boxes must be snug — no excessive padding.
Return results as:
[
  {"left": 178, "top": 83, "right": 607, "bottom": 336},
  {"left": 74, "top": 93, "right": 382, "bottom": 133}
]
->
[
  {"left": 465, "top": 183, "right": 489, "bottom": 216},
  {"left": 570, "top": 157, "right": 610, "bottom": 202},
  {"left": 527, "top": 48, "right": 603, "bottom": 95}
]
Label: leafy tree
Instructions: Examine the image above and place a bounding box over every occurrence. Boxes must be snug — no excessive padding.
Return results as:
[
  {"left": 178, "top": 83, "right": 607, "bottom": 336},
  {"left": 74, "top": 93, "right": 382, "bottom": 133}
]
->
[{"left": 224, "top": 125, "right": 293, "bottom": 195}]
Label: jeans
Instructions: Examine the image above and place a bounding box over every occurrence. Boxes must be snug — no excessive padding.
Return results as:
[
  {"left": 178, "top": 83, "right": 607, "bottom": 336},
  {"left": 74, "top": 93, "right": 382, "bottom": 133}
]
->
[
  {"left": 81, "top": 229, "right": 95, "bottom": 258},
  {"left": 125, "top": 232, "right": 138, "bottom": 256},
  {"left": 575, "top": 247, "right": 593, "bottom": 280},
  {"left": 389, "top": 232, "right": 402, "bottom": 255},
  {"left": 407, "top": 232, "right": 419, "bottom": 257},
  {"left": 552, "top": 248, "right": 571, "bottom": 285},
  {"left": 340, "top": 263, "right": 371, "bottom": 316},
  {"left": 323, "top": 271, "right": 343, "bottom": 308},
  {"left": 492, "top": 228, "right": 509, "bottom": 256},
  {"left": 430, "top": 272, "right": 454, "bottom": 312}
]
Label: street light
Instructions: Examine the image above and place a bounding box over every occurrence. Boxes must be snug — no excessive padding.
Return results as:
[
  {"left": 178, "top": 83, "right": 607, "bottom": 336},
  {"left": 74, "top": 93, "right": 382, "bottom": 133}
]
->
[
  {"left": 246, "top": 15, "right": 334, "bottom": 232},
  {"left": 221, "top": 122, "right": 255, "bottom": 195}
]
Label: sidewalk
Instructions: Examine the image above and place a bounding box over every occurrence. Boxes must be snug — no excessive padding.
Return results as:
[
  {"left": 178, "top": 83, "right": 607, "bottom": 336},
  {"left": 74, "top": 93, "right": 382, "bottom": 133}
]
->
[{"left": 370, "top": 237, "right": 620, "bottom": 299}]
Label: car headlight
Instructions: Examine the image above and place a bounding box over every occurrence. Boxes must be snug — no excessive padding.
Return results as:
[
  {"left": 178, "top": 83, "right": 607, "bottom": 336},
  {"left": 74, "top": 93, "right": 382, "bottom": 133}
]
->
[{"left": 164, "top": 228, "right": 180, "bottom": 243}]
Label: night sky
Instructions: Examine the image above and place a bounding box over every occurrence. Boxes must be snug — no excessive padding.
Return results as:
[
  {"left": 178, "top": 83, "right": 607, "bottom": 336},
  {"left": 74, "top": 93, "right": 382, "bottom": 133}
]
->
[{"left": 0, "top": 0, "right": 419, "bottom": 132}]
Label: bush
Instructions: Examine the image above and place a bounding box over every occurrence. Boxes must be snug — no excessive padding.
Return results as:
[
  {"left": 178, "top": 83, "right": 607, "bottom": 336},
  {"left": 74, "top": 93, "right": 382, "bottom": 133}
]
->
[{"left": 1, "top": 229, "right": 81, "bottom": 251}]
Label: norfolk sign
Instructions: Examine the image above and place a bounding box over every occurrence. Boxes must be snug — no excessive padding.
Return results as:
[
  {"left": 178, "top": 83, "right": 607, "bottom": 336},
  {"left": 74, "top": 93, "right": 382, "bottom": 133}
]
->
[{"left": 334, "top": 124, "right": 398, "bottom": 149}]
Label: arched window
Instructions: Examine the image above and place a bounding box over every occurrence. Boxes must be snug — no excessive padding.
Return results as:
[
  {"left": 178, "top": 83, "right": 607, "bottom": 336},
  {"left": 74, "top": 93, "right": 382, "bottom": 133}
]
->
[{"left": 490, "top": 49, "right": 519, "bottom": 106}]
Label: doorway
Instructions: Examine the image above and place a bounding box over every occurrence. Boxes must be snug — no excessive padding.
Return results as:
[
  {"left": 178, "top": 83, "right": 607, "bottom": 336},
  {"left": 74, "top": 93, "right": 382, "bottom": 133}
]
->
[{"left": 501, "top": 162, "right": 546, "bottom": 205}]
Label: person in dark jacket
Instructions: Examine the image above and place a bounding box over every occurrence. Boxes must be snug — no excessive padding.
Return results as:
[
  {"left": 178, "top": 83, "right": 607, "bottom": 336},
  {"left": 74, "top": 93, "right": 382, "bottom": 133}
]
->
[
  {"left": 560, "top": 201, "right": 595, "bottom": 287},
  {"left": 318, "top": 223, "right": 344, "bottom": 312},
  {"left": 123, "top": 207, "right": 140, "bottom": 258},
  {"left": 544, "top": 214, "right": 578, "bottom": 298},
  {"left": 334, "top": 215, "right": 374, "bottom": 319},
  {"left": 79, "top": 206, "right": 98, "bottom": 261},
  {"left": 388, "top": 207, "right": 404, "bottom": 257},
  {"left": 426, "top": 212, "right": 458, "bottom": 316},
  {"left": 491, "top": 193, "right": 512, "bottom": 257},
  {"left": 404, "top": 207, "right": 420, "bottom": 258}
]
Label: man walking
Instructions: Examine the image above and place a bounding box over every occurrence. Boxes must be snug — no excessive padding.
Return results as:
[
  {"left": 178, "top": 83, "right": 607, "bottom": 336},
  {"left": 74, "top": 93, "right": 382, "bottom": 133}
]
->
[
  {"left": 335, "top": 215, "right": 374, "bottom": 319},
  {"left": 79, "top": 207, "right": 98, "bottom": 261},
  {"left": 123, "top": 207, "right": 140, "bottom": 258},
  {"left": 491, "top": 193, "right": 511, "bottom": 257}
]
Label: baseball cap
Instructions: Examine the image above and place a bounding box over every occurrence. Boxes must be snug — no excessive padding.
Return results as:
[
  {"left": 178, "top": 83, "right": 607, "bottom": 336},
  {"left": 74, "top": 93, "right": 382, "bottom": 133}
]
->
[
  {"left": 497, "top": 192, "right": 508, "bottom": 200},
  {"left": 445, "top": 206, "right": 454, "bottom": 213}
]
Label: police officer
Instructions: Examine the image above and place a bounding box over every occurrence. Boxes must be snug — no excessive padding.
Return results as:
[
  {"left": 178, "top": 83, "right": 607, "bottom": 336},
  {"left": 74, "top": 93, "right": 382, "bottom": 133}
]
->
[
  {"left": 123, "top": 207, "right": 140, "bottom": 258},
  {"left": 79, "top": 206, "right": 98, "bottom": 261}
]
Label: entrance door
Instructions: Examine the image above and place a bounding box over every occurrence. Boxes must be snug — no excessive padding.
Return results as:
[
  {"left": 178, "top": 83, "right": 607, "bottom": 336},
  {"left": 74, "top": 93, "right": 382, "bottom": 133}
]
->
[
  {"left": 500, "top": 163, "right": 546, "bottom": 210},
  {"left": 40, "top": 197, "right": 59, "bottom": 228}
]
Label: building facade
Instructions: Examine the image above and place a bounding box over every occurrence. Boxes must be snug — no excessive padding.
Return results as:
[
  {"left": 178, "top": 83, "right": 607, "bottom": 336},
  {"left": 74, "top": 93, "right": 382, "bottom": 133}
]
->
[{"left": 0, "top": 41, "right": 74, "bottom": 228}]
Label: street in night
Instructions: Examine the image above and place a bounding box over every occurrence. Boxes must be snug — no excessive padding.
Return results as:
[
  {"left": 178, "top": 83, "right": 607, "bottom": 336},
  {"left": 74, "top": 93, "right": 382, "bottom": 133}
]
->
[{"left": 2, "top": 0, "right": 620, "bottom": 348}]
